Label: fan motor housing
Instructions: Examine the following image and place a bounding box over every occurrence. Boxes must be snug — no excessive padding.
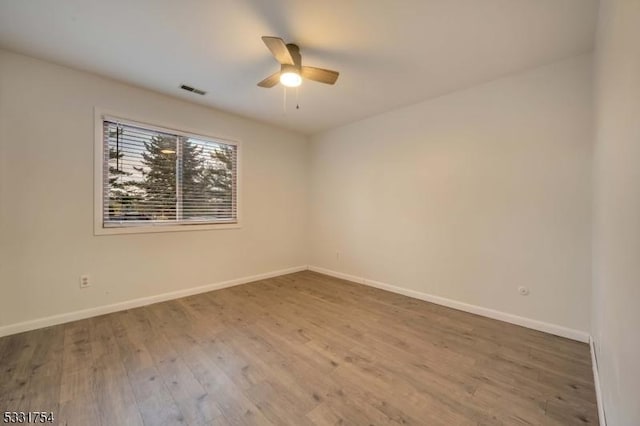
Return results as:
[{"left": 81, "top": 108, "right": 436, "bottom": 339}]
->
[
  {"left": 281, "top": 63, "right": 301, "bottom": 75},
  {"left": 285, "top": 43, "right": 302, "bottom": 70}
]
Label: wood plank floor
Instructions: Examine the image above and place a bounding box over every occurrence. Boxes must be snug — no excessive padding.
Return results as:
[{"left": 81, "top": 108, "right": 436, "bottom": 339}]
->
[{"left": 0, "top": 271, "right": 598, "bottom": 425}]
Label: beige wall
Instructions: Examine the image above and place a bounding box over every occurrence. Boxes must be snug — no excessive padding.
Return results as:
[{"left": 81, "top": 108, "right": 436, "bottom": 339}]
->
[
  {"left": 593, "top": 0, "right": 640, "bottom": 424},
  {"left": 0, "top": 50, "right": 308, "bottom": 329},
  {"left": 309, "top": 55, "right": 593, "bottom": 333}
]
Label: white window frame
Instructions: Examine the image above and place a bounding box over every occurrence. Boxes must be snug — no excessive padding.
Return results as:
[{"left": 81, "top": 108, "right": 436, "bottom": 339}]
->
[{"left": 94, "top": 108, "right": 242, "bottom": 235}]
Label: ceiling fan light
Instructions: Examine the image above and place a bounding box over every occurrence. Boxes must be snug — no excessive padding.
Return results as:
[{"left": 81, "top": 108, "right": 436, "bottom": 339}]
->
[{"left": 280, "top": 71, "right": 302, "bottom": 87}]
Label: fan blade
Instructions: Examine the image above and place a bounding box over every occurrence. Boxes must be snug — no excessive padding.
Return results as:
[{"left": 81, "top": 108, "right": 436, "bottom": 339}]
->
[
  {"left": 262, "top": 36, "right": 294, "bottom": 65},
  {"left": 301, "top": 66, "right": 339, "bottom": 85},
  {"left": 257, "top": 71, "right": 281, "bottom": 88}
]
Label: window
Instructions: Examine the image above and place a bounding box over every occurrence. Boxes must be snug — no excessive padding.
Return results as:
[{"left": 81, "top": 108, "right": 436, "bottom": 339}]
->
[{"left": 95, "top": 113, "right": 239, "bottom": 234}]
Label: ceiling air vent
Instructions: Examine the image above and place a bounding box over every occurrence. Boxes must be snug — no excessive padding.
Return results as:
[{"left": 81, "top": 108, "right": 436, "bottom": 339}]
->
[{"left": 180, "top": 84, "right": 206, "bottom": 95}]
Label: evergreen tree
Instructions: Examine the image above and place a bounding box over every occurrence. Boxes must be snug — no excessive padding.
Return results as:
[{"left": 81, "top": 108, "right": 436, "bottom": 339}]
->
[
  {"left": 204, "top": 145, "right": 235, "bottom": 216},
  {"left": 134, "top": 136, "right": 206, "bottom": 220},
  {"left": 134, "top": 135, "right": 177, "bottom": 219},
  {"left": 128, "top": 132, "right": 237, "bottom": 221},
  {"left": 180, "top": 140, "right": 206, "bottom": 218}
]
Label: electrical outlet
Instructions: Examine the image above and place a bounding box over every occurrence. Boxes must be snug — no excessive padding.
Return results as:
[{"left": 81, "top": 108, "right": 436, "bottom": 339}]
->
[
  {"left": 79, "top": 274, "right": 91, "bottom": 288},
  {"left": 518, "top": 286, "right": 529, "bottom": 296}
]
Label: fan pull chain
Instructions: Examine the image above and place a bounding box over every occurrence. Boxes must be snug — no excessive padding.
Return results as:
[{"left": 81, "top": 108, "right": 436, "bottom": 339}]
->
[
  {"left": 283, "top": 87, "right": 287, "bottom": 114},
  {"left": 296, "top": 86, "right": 300, "bottom": 110}
]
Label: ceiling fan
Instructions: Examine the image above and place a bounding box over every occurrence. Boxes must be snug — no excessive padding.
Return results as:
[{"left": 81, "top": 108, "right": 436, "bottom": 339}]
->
[{"left": 257, "top": 36, "right": 339, "bottom": 88}]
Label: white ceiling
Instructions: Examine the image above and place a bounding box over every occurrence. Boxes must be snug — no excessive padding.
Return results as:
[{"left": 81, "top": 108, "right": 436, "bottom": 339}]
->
[{"left": 0, "top": 0, "right": 598, "bottom": 135}]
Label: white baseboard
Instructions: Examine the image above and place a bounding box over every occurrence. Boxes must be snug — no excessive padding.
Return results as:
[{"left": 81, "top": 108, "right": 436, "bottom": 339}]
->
[
  {"left": 0, "top": 265, "right": 307, "bottom": 338},
  {"left": 1, "top": 263, "right": 591, "bottom": 343},
  {"left": 308, "top": 265, "right": 590, "bottom": 343},
  {"left": 590, "top": 337, "right": 607, "bottom": 426}
]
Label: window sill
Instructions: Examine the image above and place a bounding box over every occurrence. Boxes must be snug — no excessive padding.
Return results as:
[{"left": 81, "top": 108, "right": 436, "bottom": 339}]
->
[{"left": 94, "top": 222, "right": 241, "bottom": 236}]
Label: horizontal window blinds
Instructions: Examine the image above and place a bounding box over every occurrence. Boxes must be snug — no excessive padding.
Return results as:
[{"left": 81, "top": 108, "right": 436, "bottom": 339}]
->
[{"left": 102, "top": 119, "right": 238, "bottom": 227}]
